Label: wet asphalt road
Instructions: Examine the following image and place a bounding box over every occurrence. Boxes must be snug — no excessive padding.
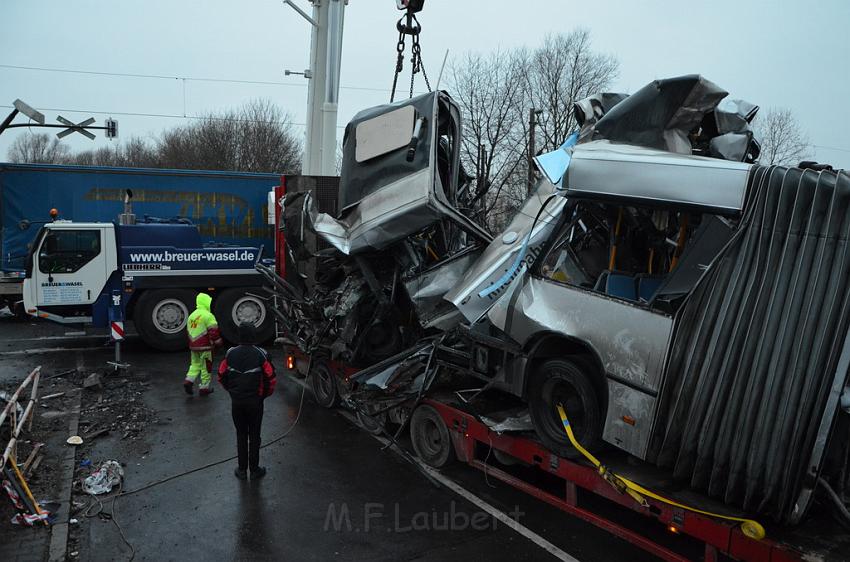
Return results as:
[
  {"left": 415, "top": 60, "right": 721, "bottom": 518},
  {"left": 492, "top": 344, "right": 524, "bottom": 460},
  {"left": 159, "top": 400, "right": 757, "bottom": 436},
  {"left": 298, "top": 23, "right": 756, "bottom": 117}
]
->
[{"left": 0, "top": 318, "right": 652, "bottom": 561}]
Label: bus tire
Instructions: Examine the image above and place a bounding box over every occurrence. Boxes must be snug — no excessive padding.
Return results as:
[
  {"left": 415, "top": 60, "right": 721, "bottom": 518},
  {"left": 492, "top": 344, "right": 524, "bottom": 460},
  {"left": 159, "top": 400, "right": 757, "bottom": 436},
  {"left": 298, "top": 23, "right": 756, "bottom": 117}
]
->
[{"left": 528, "top": 358, "right": 603, "bottom": 460}]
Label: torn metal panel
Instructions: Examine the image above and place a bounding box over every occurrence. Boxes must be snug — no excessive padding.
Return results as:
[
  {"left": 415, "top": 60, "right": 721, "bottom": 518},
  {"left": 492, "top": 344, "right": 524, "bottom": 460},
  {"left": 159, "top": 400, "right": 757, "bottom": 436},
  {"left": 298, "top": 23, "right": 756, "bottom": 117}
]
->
[
  {"left": 573, "top": 92, "right": 628, "bottom": 143},
  {"left": 403, "top": 246, "right": 483, "bottom": 329},
  {"left": 480, "top": 408, "right": 533, "bottom": 433},
  {"left": 708, "top": 132, "right": 753, "bottom": 162},
  {"left": 446, "top": 179, "right": 567, "bottom": 322},
  {"left": 348, "top": 341, "right": 438, "bottom": 410},
  {"left": 713, "top": 99, "right": 758, "bottom": 133},
  {"left": 309, "top": 168, "right": 439, "bottom": 254},
  {"left": 534, "top": 132, "right": 578, "bottom": 188},
  {"left": 565, "top": 141, "right": 752, "bottom": 214},
  {"left": 590, "top": 75, "right": 728, "bottom": 154}
]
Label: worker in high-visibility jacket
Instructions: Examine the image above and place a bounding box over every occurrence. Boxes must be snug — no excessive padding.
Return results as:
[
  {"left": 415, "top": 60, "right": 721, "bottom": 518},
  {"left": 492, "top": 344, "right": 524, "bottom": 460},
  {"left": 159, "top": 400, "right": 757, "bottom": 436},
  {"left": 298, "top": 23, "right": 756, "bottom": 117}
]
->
[{"left": 184, "top": 292, "right": 223, "bottom": 396}]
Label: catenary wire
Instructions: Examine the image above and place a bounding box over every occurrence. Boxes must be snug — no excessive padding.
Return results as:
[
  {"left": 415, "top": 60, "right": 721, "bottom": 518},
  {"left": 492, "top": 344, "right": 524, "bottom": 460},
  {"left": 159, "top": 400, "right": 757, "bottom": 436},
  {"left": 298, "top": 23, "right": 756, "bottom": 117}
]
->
[{"left": 0, "top": 63, "right": 407, "bottom": 94}]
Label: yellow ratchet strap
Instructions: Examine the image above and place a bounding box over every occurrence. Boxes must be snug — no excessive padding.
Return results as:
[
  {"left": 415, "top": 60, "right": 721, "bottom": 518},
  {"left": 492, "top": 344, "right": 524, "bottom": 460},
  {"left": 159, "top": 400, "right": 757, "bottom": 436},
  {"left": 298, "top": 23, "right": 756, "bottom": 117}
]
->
[{"left": 556, "top": 404, "right": 765, "bottom": 540}]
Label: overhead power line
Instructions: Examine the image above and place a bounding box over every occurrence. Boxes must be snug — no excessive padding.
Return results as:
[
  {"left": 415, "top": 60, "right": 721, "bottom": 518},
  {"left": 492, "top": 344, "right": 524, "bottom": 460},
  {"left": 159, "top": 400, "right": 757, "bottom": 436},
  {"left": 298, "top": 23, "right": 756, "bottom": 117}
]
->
[
  {"left": 814, "top": 144, "right": 850, "bottom": 154},
  {"left": 0, "top": 104, "right": 348, "bottom": 130},
  {"left": 0, "top": 63, "right": 395, "bottom": 94}
]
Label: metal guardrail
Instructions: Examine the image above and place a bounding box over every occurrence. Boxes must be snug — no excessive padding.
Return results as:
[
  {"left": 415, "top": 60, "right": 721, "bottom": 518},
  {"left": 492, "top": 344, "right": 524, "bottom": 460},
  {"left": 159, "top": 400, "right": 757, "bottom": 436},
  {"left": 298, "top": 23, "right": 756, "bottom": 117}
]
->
[{"left": 1, "top": 366, "right": 42, "bottom": 467}]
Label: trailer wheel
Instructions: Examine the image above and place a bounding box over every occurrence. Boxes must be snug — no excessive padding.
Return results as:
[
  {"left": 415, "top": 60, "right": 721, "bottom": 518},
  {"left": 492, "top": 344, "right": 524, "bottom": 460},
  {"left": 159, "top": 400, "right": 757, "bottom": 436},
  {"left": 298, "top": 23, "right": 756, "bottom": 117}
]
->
[
  {"left": 215, "top": 288, "right": 275, "bottom": 344},
  {"left": 310, "top": 359, "right": 339, "bottom": 408},
  {"left": 355, "top": 408, "right": 388, "bottom": 436},
  {"left": 528, "top": 358, "right": 602, "bottom": 460},
  {"left": 135, "top": 289, "right": 195, "bottom": 351},
  {"left": 410, "top": 405, "right": 455, "bottom": 468}
]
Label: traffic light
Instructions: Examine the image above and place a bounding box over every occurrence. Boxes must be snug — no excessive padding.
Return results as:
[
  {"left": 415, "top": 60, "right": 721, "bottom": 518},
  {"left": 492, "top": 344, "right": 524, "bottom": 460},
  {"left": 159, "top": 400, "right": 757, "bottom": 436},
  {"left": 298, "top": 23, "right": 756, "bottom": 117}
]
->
[{"left": 105, "top": 118, "right": 118, "bottom": 139}]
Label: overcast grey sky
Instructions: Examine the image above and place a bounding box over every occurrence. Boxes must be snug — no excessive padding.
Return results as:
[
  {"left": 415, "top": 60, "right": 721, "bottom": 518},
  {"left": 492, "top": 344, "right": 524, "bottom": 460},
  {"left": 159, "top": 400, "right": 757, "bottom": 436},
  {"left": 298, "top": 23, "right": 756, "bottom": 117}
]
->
[{"left": 1, "top": 0, "right": 848, "bottom": 168}]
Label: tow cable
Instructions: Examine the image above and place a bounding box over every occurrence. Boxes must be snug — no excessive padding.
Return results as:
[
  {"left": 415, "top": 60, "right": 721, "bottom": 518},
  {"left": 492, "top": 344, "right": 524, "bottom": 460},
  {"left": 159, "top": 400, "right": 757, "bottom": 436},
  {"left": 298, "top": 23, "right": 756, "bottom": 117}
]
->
[{"left": 556, "top": 404, "right": 766, "bottom": 540}]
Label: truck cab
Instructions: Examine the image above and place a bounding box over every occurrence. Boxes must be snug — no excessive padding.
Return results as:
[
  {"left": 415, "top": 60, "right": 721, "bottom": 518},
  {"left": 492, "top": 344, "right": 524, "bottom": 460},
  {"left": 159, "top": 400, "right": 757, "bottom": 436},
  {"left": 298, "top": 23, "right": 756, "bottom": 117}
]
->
[{"left": 23, "top": 221, "right": 117, "bottom": 324}]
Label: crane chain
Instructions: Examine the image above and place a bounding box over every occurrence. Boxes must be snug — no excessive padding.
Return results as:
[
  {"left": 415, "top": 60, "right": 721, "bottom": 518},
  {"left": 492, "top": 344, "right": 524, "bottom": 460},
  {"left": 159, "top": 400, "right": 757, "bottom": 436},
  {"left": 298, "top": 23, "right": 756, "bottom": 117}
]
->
[
  {"left": 390, "top": 30, "right": 406, "bottom": 103},
  {"left": 390, "top": 10, "right": 430, "bottom": 103}
]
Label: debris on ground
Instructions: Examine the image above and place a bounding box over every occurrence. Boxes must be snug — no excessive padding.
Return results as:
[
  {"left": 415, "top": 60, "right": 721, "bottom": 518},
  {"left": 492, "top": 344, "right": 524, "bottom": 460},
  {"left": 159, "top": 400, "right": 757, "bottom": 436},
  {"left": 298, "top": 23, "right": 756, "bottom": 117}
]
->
[
  {"left": 82, "top": 373, "right": 102, "bottom": 390},
  {"left": 82, "top": 460, "right": 123, "bottom": 495}
]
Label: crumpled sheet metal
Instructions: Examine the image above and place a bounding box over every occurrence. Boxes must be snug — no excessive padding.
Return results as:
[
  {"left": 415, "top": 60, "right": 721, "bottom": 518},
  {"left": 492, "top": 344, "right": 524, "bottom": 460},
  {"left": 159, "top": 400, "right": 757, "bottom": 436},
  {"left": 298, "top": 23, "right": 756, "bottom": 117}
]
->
[
  {"left": 446, "top": 178, "right": 568, "bottom": 323},
  {"left": 480, "top": 408, "right": 534, "bottom": 433},
  {"left": 308, "top": 168, "right": 439, "bottom": 255},
  {"left": 590, "top": 75, "right": 728, "bottom": 154},
  {"left": 573, "top": 92, "right": 629, "bottom": 143},
  {"left": 534, "top": 132, "right": 579, "bottom": 187},
  {"left": 348, "top": 341, "right": 437, "bottom": 405},
  {"left": 404, "top": 247, "right": 483, "bottom": 329}
]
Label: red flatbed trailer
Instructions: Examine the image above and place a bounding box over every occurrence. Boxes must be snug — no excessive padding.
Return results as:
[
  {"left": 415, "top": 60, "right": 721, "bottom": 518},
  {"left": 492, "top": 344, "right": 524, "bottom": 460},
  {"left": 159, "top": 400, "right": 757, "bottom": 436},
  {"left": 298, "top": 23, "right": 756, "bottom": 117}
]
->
[
  {"left": 423, "top": 398, "right": 806, "bottom": 562},
  {"left": 282, "top": 349, "right": 848, "bottom": 562}
]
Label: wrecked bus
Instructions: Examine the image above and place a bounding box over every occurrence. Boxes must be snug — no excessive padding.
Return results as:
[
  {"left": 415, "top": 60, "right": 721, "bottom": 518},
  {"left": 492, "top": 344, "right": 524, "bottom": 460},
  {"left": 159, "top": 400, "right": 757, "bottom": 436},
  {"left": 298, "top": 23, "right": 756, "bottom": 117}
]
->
[{"left": 261, "top": 76, "right": 850, "bottom": 525}]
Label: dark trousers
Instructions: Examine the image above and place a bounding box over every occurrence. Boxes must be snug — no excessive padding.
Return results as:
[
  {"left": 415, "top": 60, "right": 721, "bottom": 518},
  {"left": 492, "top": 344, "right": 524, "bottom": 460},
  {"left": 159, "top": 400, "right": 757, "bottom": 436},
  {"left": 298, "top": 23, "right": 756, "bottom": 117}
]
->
[{"left": 231, "top": 400, "right": 264, "bottom": 471}]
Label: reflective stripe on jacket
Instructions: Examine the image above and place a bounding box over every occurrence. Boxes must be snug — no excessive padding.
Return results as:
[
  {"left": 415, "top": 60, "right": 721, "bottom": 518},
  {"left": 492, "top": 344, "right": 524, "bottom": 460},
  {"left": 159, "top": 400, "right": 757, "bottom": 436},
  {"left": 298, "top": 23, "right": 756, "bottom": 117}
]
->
[
  {"left": 217, "top": 345, "right": 276, "bottom": 401},
  {"left": 186, "top": 292, "right": 222, "bottom": 351}
]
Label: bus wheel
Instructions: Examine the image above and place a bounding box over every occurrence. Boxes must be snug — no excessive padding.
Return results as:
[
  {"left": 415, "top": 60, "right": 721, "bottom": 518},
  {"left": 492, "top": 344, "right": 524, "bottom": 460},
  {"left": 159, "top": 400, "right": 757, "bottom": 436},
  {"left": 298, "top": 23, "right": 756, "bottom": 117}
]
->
[{"left": 528, "top": 358, "right": 603, "bottom": 460}]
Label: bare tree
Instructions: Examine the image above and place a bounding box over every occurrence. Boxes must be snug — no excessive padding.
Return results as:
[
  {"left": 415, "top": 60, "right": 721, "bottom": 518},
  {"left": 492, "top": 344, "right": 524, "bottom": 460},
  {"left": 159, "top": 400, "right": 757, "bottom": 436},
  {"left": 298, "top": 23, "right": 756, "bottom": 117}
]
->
[
  {"left": 7, "top": 133, "right": 71, "bottom": 164},
  {"left": 39, "top": 99, "right": 301, "bottom": 173},
  {"left": 755, "top": 107, "right": 811, "bottom": 166},
  {"left": 158, "top": 99, "right": 301, "bottom": 173},
  {"left": 68, "top": 137, "right": 159, "bottom": 168},
  {"left": 449, "top": 50, "right": 528, "bottom": 230},
  {"left": 520, "top": 30, "right": 619, "bottom": 152},
  {"left": 448, "top": 29, "right": 619, "bottom": 231}
]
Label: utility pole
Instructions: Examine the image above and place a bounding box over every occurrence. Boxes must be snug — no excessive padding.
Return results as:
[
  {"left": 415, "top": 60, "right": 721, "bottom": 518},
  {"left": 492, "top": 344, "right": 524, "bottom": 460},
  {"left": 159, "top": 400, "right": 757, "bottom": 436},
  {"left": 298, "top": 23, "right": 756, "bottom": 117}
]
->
[
  {"left": 527, "top": 108, "right": 542, "bottom": 195},
  {"left": 284, "top": 0, "right": 347, "bottom": 176}
]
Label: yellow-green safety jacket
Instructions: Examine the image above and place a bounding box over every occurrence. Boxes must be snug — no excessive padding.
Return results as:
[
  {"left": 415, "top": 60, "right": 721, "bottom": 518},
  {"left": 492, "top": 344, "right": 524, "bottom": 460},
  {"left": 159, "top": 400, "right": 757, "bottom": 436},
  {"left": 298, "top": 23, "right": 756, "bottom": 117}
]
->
[{"left": 187, "top": 293, "right": 223, "bottom": 351}]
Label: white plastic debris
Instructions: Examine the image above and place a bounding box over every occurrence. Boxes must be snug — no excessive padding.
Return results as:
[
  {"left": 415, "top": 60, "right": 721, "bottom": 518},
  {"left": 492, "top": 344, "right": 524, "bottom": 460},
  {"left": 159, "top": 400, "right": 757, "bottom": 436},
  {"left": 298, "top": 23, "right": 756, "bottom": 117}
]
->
[{"left": 83, "top": 460, "right": 124, "bottom": 495}]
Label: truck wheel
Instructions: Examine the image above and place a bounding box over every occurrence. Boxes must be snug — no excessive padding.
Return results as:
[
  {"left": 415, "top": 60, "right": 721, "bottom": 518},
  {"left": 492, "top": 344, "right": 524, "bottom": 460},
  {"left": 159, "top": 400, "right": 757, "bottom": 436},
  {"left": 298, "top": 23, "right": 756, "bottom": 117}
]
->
[
  {"left": 215, "top": 288, "right": 275, "bottom": 345},
  {"left": 310, "top": 358, "right": 339, "bottom": 408},
  {"left": 410, "top": 405, "right": 455, "bottom": 468},
  {"left": 135, "top": 289, "right": 195, "bottom": 351},
  {"left": 528, "top": 358, "right": 602, "bottom": 460}
]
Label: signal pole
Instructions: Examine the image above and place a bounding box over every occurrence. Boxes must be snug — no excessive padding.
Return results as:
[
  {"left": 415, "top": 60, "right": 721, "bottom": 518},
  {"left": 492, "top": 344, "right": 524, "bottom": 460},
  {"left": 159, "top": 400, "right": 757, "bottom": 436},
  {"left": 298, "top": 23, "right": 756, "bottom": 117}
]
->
[{"left": 285, "top": 0, "right": 347, "bottom": 176}]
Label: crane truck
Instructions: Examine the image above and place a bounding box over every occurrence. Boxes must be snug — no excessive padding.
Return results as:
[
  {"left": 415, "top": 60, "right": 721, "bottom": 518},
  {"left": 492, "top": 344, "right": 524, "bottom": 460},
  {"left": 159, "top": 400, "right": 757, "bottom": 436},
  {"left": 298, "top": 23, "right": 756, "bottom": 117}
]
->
[{"left": 20, "top": 190, "right": 276, "bottom": 350}]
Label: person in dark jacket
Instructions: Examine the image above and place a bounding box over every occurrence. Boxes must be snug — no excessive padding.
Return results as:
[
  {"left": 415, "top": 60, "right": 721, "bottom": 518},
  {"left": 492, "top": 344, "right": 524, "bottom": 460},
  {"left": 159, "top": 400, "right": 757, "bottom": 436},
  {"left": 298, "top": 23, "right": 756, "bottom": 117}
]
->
[{"left": 217, "top": 322, "right": 276, "bottom": 480}]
